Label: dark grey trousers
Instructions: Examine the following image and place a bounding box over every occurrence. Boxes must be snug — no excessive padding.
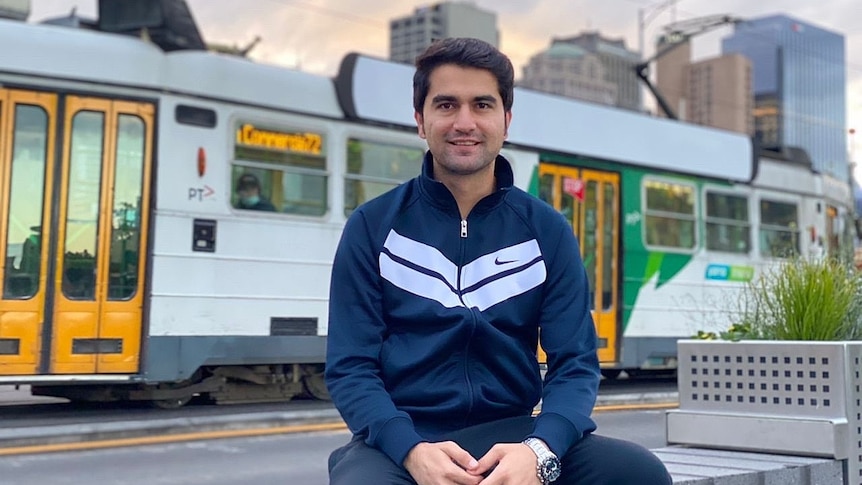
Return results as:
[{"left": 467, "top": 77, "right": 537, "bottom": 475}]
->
[{"left": 328, "top": 415, "right": 672, "bottom": 484}]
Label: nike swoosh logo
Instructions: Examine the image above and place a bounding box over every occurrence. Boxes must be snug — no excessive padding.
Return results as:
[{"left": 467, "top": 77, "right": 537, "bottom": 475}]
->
[{"left": 495, "top": 257, "right": 516, "bottom": 265}]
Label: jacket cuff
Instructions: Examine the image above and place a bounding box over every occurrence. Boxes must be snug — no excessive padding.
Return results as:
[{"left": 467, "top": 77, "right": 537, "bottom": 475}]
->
[
  {"left": 530, "top": 412, "right": 582, "bottom": 456},
  {"left": 371, "top": 416, "right": 426, "bottom": 466}
]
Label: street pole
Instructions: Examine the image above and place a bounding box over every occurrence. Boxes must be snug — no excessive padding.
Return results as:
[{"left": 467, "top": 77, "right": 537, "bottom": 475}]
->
[
  {"left": 638, "top": 0, "right": 679, "bottom": 58},
  {"left": 637, "top": 0, "right": 680, "bottom": 113}
]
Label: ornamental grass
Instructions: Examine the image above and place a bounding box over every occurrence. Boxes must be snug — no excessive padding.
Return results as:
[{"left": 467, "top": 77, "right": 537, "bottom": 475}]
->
[{"left": 698, "top": 255, "right": 862, "bottom": 341}]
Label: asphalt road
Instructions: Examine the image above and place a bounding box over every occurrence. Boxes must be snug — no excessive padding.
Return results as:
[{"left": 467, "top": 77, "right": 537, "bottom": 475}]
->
[
  {"left": 0, "top": 375, "right": 677, "bottom": 451},
  {"left": 0, "top": 408, "right": 672, "bottom": 485}
]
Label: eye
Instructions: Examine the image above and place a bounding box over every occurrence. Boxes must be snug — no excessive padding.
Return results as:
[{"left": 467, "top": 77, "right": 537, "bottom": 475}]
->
[{"left": 437, "top": 102, "right": 455, "bottom": 110}]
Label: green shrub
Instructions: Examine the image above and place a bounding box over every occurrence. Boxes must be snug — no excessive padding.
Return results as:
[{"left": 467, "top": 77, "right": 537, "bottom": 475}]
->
[{"left": 733, "top": 256, "right": 862, "bottom": 341}]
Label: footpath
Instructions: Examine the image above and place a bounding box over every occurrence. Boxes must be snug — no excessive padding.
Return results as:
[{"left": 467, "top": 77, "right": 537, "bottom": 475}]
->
[{"left": 0, "top": 386, "right": 845, "bottom": 484}]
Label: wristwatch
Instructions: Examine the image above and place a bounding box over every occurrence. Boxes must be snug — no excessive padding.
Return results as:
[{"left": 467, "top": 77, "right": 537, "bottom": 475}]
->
[{"left": 523, "top": 437, "right": 561, "bottom": 484}]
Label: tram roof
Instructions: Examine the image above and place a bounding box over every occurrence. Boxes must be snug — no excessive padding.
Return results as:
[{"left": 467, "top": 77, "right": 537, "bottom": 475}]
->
[
  {"left": 335, "top": 53, "right": 756, "bottom": 183},
  {"left": 0, "top": 18, "right": 342, "bottom": 118}
]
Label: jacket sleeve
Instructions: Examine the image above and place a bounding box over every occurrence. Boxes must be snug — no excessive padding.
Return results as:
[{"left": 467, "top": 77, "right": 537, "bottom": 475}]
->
[
  {"left": 324, "top": 210, "right": 426, "bottom": 466},
  {"left": 529, "top": 214, "right": 601, "bottom": 456}
]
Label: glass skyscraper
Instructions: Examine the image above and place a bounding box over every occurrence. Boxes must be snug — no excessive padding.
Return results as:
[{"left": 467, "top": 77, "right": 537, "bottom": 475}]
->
[{"left": 722, "top": 15, "right": 847, "bottom": 181}]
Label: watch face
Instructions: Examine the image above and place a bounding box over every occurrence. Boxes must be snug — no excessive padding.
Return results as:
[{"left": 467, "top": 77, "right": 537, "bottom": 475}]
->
[{"left": 541, "top": 456, "right": 562, "bottom": 482}]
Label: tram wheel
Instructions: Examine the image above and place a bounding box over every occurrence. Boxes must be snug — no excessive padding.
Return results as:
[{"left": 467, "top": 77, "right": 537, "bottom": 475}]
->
[
  {"left": 148, "top": 394, "right": 194, "bottom": 409},
  {"left": 600, "top": 369, "right": 622, "bottom": 380},
  {"left": 143, "top": 376, "right": 202, "bottom": 409},
  {"left": 302, "top": 365, "right": 331, "bottom": 401}
]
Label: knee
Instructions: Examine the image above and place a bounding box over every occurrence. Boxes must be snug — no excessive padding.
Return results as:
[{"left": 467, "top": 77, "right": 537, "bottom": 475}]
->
[{"left": 618, "top": 448, "right": 672, "bottom": 485}]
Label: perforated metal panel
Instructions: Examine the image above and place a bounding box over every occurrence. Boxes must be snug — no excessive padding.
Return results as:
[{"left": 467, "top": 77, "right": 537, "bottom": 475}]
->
[
  {"left": 678, "top": 341, "right": 846, "bottom": 418},
  {"left": 672, "top": 340, "right": 862, "bottom": 482},
  {"left": 846, "top": 343, "right": 862, "bottom": 485}
]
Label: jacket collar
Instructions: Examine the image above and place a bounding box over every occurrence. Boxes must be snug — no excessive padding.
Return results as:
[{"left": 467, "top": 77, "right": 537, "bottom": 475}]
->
[{"left": 417, "top": 151, "right": 514, "bottom": 216}]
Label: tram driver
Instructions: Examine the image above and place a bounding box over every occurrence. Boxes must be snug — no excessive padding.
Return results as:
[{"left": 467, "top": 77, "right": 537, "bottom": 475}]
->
[{"left": 234, "top": 173, "right": 276, "bottom": 212}]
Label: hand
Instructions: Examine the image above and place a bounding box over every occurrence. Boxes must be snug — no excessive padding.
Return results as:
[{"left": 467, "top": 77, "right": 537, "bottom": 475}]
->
[
  {"left": 472, "top": 443, "right": 542, "bottom": 485},
  {"left": 404, "top": 441, "right": 484, "bottom": 485}
]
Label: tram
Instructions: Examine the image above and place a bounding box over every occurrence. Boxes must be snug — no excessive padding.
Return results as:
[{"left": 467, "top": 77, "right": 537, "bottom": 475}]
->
[{"left": 0, "top": 1, "right": 854, "bottom": 406}]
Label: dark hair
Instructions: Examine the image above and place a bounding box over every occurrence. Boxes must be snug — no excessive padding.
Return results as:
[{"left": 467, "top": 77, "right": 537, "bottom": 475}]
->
[
  {"left": 236, "top": 173, "right": 260, "bottom": 191},
  {"left": 413, "top": 37, "right": 514, "bottom": 114}
]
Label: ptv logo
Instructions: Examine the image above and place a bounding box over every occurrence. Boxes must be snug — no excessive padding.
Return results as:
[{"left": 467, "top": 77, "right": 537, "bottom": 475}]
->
[{"left": 189, "top": 185, "right": 215, "bottom": 201}]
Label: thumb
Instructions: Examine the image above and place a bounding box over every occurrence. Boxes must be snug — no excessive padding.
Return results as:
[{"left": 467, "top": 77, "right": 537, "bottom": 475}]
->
[
  {"left": 442, "top": 442, "right": 480, "bottom": 472},
  {"left": 473, "top": 445, "right": 505, "bottom": 475}
]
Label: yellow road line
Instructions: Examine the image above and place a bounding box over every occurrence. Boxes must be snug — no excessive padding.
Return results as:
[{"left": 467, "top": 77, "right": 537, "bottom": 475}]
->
[
  {"left": 593, "top": 402, "right": 679, "bottom": 412},
  {"left": 0, "top": 422, "right": 347, "bottom": 456},
  {"left": 0, "top": 401, "right": 678, "bottom": 456}
]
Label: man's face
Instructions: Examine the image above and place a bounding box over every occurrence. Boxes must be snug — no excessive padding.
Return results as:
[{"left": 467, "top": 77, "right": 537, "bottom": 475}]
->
[
  {"left": 415, "top": 64, "right": 511, "bottom": 178},
  {"left": 238, "top": 187, "right": 257, "bottom": 198}
]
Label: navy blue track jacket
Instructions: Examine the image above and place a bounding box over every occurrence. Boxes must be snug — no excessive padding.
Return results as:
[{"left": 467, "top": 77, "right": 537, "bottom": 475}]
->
[{"left": 325, "top": 152, "right": 600, "bottom": 466}]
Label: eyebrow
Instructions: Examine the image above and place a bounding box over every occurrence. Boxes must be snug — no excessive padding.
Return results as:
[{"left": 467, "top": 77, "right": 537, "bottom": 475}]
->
[{"left": 431, "top": 94, "right": 498, "bottom": 104}]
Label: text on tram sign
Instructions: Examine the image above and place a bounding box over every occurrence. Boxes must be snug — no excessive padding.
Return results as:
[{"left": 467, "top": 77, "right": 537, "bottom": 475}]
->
[{"left": 236, "top": 124, "right": 323, "bottom": 155}]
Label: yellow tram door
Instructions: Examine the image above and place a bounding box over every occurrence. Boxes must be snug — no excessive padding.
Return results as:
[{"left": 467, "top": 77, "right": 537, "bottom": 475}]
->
[
  {"left": 537, "top": 165, "right": 620, "bottom": 365},
  {"left": 0, "top": 89, "right": 58, "bottom": 375},
  {"left": 51, "top": 96, "right": 154, "bottom": 374}
]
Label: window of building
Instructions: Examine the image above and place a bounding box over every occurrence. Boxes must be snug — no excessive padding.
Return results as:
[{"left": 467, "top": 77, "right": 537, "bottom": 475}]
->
[
  {"left": 232, "top": 122, "right": 327, "bottom": 216},
  {"left": 705, "top": 191, "right": 750, "bottom": 253},
  {"left": 643, "top": 179, "right": 696, "bottom": 250},
  {"left": 759, "top": 199, "right": 799, "bottom": 257},
  {"left": 344, "top": 139, "right": 424, "bottom": 215}
]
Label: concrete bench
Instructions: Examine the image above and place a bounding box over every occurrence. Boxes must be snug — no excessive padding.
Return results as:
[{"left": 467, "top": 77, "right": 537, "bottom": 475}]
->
[{"left": 651, "top": 446, "right": 844, "bottom": 484}]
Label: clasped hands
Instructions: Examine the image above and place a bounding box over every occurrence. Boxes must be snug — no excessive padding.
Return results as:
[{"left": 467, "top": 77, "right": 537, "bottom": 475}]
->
[{"left": 404, "top": 441, "right": 543, "bottom": 485}]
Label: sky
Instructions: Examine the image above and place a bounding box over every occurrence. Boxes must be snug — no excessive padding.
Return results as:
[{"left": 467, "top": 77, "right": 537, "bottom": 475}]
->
[{"left": 25, "top": 0, "right": 862, "bottom": 181}]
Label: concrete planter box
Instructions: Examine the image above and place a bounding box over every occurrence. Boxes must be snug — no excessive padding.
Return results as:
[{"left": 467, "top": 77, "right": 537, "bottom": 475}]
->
[{"left": 666, "top": 340, "right": 861, "bottom": 481}]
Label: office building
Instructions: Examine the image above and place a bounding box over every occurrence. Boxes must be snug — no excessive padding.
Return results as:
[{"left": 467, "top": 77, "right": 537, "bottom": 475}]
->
[
  {"left": 389, "top": 2, "right": 498, "bottom": 65},
  {"left": 655, "top": 36, "right": 754, "bottom": 135},
  {"left": 722, "top": 14, "right": 847, "bottom": 180},
  {"left": 654, "top": 36, "right": 692, "bottom": 119},
  {"left": 520, "top": 42, "right": 617, "bottom": 106},
  {"left": 554, "top": 32, "right": 642, "bottom": 111},
  {"left": 687, "top": 54, "right": 753, "bottom": 135}
]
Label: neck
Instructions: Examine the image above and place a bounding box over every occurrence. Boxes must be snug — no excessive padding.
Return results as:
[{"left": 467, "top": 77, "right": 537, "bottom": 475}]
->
[{"left": 435, "top": 164, "right": 496, "bottom": 219}]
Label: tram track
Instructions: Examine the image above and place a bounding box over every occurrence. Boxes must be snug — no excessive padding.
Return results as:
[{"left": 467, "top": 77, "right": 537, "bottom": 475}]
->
[{"left": 0, "top": 376, "right": 677, "bottom": 454}]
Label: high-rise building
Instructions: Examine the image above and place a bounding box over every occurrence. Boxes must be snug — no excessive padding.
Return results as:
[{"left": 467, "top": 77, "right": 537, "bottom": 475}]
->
[
  {"left": 687, "top": 54, "right": 754, "bottom": 135},
  {"left": 722, "top": 14, "right": 847, "bottom": 180},
  {"left": 520, "top": 42, "right": 617, "bottom": 106},
  {"left": 555, "top": 32, "right": 642, "bottom": 112},
  {"left": 389, "top": 2, "right": 498, "bottom": 65},
  {"left": 655, "top": 36, "right": 754, "bottom": 136},
  {"left": 654, "top": 36, "right": 692, "bottom": 119}
]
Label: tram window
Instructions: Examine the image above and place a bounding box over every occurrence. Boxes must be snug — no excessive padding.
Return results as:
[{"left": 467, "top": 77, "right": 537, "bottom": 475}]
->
[
  {"left": 175, "top": 105, "right": 216, "bottom": 128},
  {"left": 2, "top": 105, "right": 49, "bottom": 299},
  {"left": 643, "top": 179, "right": 696, "bottom": 250},
  {"left": 108, "top": 114, "right": 146, "bottom": 300},
  {"left": 705, "top": 192, "right": 750, "bottom": 254},
  {"left": 583, "top": 181, "right": 598, "bottom": 309},
  {"left": 759, "top": 199, "right": 799, "bottom": 258},
  {"left": 602, "top": 183, "right": 615, "bottom": 311},
  {"left": 825, "top": 205, "right": 841, "bottom": 256},
  {"left": 233, "top": 123, "right": 327, "bottom": 216},
  {"left": 344, "top": 139, "right": 423, "bottom": 215},
  {"left": 63, "top": 111, "right": 105, "bottom": 300}
]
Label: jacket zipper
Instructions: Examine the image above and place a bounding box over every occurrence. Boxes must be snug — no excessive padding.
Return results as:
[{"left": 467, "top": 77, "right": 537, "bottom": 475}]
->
[{"left": 458, "top": 217, "right": 474, "bottom": 421}]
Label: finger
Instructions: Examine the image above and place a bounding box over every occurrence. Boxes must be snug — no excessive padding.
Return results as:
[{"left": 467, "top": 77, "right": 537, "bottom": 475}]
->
[
  {"left": 439, "top": 441, "right": 480, "bottom": 472},
  {"left": 472, "top": 445, "right": 505, "bottom": 475}
]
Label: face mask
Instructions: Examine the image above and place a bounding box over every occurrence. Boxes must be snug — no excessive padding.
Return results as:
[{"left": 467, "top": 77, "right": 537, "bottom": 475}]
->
[{"left": 241, "top": 195, "right": 260, "bottom": 207}]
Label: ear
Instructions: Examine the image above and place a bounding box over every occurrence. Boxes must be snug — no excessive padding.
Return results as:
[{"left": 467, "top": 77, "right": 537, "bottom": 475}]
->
[
  {"left": 504, "top": 111, "right": 512, "bottom": 139},
  {"left": 415, "top": 111, "right": 427, "bottom": 139}
]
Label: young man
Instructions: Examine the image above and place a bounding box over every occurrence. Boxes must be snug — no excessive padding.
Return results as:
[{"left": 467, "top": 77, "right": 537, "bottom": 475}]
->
[{"left": 325, "top": 38, "right": 672, "bottom": 485}]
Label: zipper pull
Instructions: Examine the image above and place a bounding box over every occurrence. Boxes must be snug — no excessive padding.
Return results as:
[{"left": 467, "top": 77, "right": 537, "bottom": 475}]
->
[{"left": 461, "top": 219, "right": 467, "bottom": 238}]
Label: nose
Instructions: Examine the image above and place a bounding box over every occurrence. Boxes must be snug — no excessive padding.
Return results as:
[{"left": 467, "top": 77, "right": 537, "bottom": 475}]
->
[{"left": 452, "top": 105, "right": 477, "bottom": 132}]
